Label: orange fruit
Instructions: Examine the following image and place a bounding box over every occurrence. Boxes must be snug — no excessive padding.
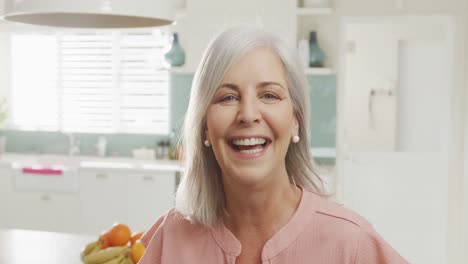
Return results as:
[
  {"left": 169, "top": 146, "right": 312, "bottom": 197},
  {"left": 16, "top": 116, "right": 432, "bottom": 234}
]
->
[
  {"left": 108, "top": 223, "right": 131, "bottom": 247},
  {"left": 131, "top": 240, "right": 145, "bottom": 263},
  {"left": 130, "top": 232, "right": 144, "bottom": 245},
  {"left": 99, "top": 231, "right": 111, "bottom": 249}
]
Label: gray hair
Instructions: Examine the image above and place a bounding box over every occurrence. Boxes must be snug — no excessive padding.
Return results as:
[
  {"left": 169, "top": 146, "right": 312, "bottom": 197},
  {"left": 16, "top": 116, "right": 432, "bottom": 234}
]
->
[{"left": 175, "top": 26, "right": 326, "bottom": 228}]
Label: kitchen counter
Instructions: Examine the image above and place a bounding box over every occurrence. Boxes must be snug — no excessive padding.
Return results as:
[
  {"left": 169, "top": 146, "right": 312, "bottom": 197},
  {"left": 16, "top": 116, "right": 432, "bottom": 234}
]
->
[
  {"left": 0, "top": 153, "right": 184, "bottom": 172},
  {"left": 0, "top": 147, "right": 335, "bottom": 172},
  {"left": 0, "top": 229, "right": 95, "bottom": 264}
]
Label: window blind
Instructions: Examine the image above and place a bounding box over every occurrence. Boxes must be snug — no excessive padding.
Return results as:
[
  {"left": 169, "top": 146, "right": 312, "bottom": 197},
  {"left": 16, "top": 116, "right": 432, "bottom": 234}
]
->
[{"left": 11, "top": 30, "right": 170, "bottom": 134}]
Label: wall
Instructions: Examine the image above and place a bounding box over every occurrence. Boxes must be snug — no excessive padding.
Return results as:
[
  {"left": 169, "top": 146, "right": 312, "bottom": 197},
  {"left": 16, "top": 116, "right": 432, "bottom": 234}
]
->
[
  {"left": 173, "top": 0, "right": 296, "bottom": 72},
  {"left": 342, "top": 19, "right": 449, "bottom": 152},
  {"left": 464, "top": 2, "right": 468, "bottom": 262},
  {"left": 328, "top": 0, "right": 466, "bottom": 263}
]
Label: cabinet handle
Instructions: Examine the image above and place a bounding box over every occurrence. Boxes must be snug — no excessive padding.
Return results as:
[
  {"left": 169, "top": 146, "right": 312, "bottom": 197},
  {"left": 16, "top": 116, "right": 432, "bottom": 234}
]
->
[
  {"left": 142, "top": 175, "right": 154, "bottom": 181},
  {"left": 40, "top": 194, "right": 51, "bottom": 201},
  {"left": 96, "top": 173, "right": 108, "bottom": 179}
]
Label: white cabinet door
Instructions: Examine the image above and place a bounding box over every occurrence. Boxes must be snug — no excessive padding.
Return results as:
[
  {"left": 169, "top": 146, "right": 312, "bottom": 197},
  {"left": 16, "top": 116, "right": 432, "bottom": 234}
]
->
[
  {"left": 2, "top": 164, "right": 81, "bottom": 233},
  {"left": 0, "top": 166, "right": 12, "bottom": 228},
  {"left": 127, "top": 171, "right": 176, "bottom": 232},
  {"left": 5, "top": 190, "right": 81, "bottom": 233},
  {"left": 79, "top": 170, "right": 128, "bottom": 235}
]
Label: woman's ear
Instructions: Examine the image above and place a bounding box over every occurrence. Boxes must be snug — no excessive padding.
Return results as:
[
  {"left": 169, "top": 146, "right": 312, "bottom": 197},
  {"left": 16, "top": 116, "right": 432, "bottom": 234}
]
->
[{"left": 292, "top": 115, "right": 300, "bottom": 136}]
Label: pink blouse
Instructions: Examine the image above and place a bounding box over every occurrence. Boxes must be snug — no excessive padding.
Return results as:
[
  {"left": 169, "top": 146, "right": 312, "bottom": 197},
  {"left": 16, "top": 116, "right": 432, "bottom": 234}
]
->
[{"left": 140, "top": 190, "right": 409, "bottom": 263}]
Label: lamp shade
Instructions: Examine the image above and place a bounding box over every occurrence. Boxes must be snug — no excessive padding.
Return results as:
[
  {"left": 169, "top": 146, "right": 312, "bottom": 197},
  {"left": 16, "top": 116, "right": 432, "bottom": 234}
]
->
[{"left": 2, "top": 0, "right": 175, "bottom": 28}]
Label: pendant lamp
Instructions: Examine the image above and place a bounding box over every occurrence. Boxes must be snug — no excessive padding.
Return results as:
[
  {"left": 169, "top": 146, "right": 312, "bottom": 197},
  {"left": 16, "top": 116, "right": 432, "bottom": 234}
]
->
[{"left": 2, "top": 0, "right": 175, "bottom": 28}]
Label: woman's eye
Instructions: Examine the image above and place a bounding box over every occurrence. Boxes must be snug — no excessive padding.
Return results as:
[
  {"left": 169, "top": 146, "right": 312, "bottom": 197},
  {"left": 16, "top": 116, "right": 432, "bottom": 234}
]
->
[
  {"left": 261, "top": 93, "right": 279, "bottom": 100},
  {"left": 220, "top": 95, "right": 238, "bottom": 102}
]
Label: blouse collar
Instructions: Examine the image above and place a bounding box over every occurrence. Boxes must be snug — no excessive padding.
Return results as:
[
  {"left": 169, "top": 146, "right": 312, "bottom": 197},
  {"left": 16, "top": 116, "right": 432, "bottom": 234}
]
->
[{"left": 211, "top": 189, "right": 320, "bottom": 261}]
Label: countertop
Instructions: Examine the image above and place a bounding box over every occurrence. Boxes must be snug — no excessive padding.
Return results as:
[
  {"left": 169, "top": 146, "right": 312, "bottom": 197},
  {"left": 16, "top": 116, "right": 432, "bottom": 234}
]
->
[
  {"left": 0, "top": 153, "right": 184, "bottom": 172},
  {"left": 0, "top": 229, "right": 95, "bottom": 264},
  {"left": 0, "top": 149, "right": 334, "bottom": 172}
]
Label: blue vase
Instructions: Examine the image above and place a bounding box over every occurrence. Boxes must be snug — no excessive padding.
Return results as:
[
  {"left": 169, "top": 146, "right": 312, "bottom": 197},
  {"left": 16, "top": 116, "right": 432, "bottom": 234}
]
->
[
  {"left": 309, "top": 31, "right": 325, "bottom": 67},
  {"left": 165, "top": 33, "right": 185, "bottom": 67}
]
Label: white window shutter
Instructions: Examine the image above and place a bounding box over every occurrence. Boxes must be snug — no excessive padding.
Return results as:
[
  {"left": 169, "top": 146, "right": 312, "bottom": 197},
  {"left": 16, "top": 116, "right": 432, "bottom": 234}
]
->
[{"left": 11, "top": 30, "right": 170, "bottom": 134}]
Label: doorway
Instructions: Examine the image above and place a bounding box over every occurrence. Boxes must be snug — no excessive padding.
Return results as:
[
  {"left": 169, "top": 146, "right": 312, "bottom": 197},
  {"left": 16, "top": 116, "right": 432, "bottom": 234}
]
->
[{"left": 337, "top": 16, "right": 455, "bottom": 264}]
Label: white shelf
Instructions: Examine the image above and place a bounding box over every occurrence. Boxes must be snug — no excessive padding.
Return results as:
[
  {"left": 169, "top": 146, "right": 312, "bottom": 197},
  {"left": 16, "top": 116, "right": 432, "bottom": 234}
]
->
[
  {"left": 304, "top": 67, "right": 333, "bottom": 75},
  {"left": 168, "top": 67, "right": 333, "bottom": 75},
  {"left": 175, "top": 8, "right": 187, "bottom": 20},
  {"left": 168, "top": 67, "right": 193, "bottom": 74},
  {"left": 311, "top": 147, "right": 336, "bottom": 158},
  {"left": 296, "top": 7, "right": 333, "bottom": 16}
]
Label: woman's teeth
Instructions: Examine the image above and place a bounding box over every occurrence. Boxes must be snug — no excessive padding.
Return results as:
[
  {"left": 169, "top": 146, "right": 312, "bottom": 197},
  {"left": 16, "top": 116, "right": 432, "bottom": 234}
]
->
[
  {"left": 232, "top": 138, "right": 266, "bottom": 146},
  {"left": 231, "top": 138, "right": 267, "bottom": 154},
  {"left": 239, "top": 147, "right": 263, "bottom": 154}
]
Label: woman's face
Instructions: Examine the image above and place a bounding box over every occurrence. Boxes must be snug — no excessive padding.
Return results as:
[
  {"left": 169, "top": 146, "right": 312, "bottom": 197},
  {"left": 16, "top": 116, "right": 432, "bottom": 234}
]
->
[{"left": 205, "top": 47, "right": 299, "bottom": 188}]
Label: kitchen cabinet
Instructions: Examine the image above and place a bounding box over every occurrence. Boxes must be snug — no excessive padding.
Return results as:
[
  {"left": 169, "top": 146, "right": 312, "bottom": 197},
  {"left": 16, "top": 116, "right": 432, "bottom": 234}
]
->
[
  {"left": 7, "top": 192, "right": 81, "bottom": 233},
  {"left": 79, "top": 169, "right": 129, "bottom": 235},
  {"left": 5, "top": 188, "right": 81, "bottom": 233},
  {"left": 1, "top": 156, "right": 178, "bottom": 235},
  {"left": 127, "top": 170, "right": 176, "bottom": 232},
  {"left": 0, "top": 166, "right": 12, "bottom": 228},
  {"left": 79, "top": 168, "right": 177, "bottom": 235},
  {"left": 1, "top": 164, "right": 81, "bottom": 233}
]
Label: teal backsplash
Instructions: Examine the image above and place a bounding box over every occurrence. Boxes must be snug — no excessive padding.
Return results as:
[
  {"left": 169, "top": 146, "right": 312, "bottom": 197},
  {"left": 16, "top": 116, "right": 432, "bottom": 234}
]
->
[
  {"left": 1, "top": 130, "right": 164, "bottom": 157},
  {"left": 169, "top": 73, "right": 192, "bottom": 137},
  {"left": 3, "top": 73, "right": 336, "bottom": 158},
  {"left": 307, "top": 75, "right": 336, "bottom": 148}
]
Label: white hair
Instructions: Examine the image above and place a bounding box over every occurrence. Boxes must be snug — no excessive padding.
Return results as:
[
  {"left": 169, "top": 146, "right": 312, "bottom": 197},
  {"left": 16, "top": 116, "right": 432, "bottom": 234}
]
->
[{"left": 175, "top": 26, "right": 326, "bottom": 228}]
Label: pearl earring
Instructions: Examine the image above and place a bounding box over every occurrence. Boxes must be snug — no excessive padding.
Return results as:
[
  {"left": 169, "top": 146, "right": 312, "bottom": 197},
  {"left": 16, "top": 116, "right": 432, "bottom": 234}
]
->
[
  {"left": 292, "top": 135, "right": 300, "bottom": 143},
  {"left": 204, "top": 140, "right": 211, "bottom": 147}
]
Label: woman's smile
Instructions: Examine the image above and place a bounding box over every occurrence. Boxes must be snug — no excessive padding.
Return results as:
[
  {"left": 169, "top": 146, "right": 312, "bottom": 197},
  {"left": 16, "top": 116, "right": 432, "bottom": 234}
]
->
[{"left": 227, "top": 136, "right": 272, "bottom": 159}]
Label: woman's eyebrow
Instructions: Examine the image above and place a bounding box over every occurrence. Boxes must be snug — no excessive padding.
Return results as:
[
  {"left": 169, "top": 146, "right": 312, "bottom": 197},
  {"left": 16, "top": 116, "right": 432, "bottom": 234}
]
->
[
  {"left": 257, "top": 81, "right": 286, "bottom": 90},
  {"left": 217, "top": 83, "right": 239, "bottom": 91},
  {"left": 217, "top": 81, "right": 286, "bottom": 91}
]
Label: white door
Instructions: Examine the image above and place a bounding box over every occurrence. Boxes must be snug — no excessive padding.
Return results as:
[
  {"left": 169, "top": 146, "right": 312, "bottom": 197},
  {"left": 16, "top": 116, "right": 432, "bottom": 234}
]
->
[{"left": 337, "top": 16, "right": 454, "bottom": 264}]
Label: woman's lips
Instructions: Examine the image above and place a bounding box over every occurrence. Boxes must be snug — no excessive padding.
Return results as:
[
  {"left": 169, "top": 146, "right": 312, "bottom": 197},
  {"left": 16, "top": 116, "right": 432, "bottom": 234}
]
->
[{"left": 228, "top": 140, "right": 271, "bottom": 159}]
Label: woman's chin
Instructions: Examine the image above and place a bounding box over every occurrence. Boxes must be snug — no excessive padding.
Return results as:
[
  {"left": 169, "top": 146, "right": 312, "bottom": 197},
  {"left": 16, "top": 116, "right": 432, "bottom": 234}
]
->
[{"left": 225, "top": 167, "right": 273, "bottom": 187}]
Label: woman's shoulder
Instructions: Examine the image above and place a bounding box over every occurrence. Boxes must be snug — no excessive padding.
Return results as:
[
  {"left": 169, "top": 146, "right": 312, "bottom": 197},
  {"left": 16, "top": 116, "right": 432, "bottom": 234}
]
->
[
  {"left": 306, "top": 192, "right": 409, "bottom": 263},
  {"left": 312, "top": 194, "right": 372, "bottom": 230},
  {"left": 304, "top": 192, "right": 375, "bottom": 241},
  {"left": 141, "top": 208, "right": 206, "bottom": 247}
]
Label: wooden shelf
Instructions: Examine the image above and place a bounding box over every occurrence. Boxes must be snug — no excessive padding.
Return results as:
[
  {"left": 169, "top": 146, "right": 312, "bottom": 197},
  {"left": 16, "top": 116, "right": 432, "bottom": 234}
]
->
[
  {"left": 296, "top": 7, "right": 333, "bottom": 16},
  {"left": 304, "top": 67, "right": 333, "bottom": 75}
]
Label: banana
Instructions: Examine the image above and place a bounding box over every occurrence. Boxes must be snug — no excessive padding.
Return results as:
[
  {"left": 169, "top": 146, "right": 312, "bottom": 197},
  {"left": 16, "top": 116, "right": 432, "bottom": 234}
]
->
[
  {"left": 81, "top": 240, "right": 101, "bottom": 261},
  {"left": 123, "top": 255, "right": 135, "bottom": 264},
  {"left": 100, "top": 254, "right": 125, "bottom": 264},
  {"left": 83, "top": 240, "right": 100, "bottom": 256},
  {"left": 90, "top": 241, "right": 102, "bottom": 254},
  {"left": 84, "top": 246, "right": 127, "bottom": 264}
]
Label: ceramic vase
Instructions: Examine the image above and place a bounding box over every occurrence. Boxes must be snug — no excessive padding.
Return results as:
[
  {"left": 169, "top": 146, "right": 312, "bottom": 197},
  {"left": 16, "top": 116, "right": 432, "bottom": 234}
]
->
[
  {"left": 165, "top": 33, "right": 185, "bottom": 67},
  {"left": 309, "top": 31, "right": 326, "bottom": 67}
]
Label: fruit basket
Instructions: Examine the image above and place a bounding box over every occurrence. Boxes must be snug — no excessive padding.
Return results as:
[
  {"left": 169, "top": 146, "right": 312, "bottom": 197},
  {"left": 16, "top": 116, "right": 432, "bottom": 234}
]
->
[{"left": 81, "top": 224, "right": 145, "bottom": 264}]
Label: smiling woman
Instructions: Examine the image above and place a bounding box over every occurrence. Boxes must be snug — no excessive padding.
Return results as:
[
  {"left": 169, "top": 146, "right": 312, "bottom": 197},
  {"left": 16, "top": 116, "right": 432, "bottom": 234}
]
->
[{"left": 138, "top": 26, "right": 409, "bottom": 264}]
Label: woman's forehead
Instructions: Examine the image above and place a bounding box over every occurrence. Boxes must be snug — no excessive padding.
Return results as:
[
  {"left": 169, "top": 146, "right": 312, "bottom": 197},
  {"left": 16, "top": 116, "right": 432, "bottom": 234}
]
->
[{"left": 219, "top": 47, "right": 287, "bottom": 87}]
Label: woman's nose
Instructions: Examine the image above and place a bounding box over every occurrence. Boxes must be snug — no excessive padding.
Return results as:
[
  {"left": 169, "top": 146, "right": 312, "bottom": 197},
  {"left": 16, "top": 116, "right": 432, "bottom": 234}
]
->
[{"left": 236, "top": 96, "right": 261, "bottom": 125}]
